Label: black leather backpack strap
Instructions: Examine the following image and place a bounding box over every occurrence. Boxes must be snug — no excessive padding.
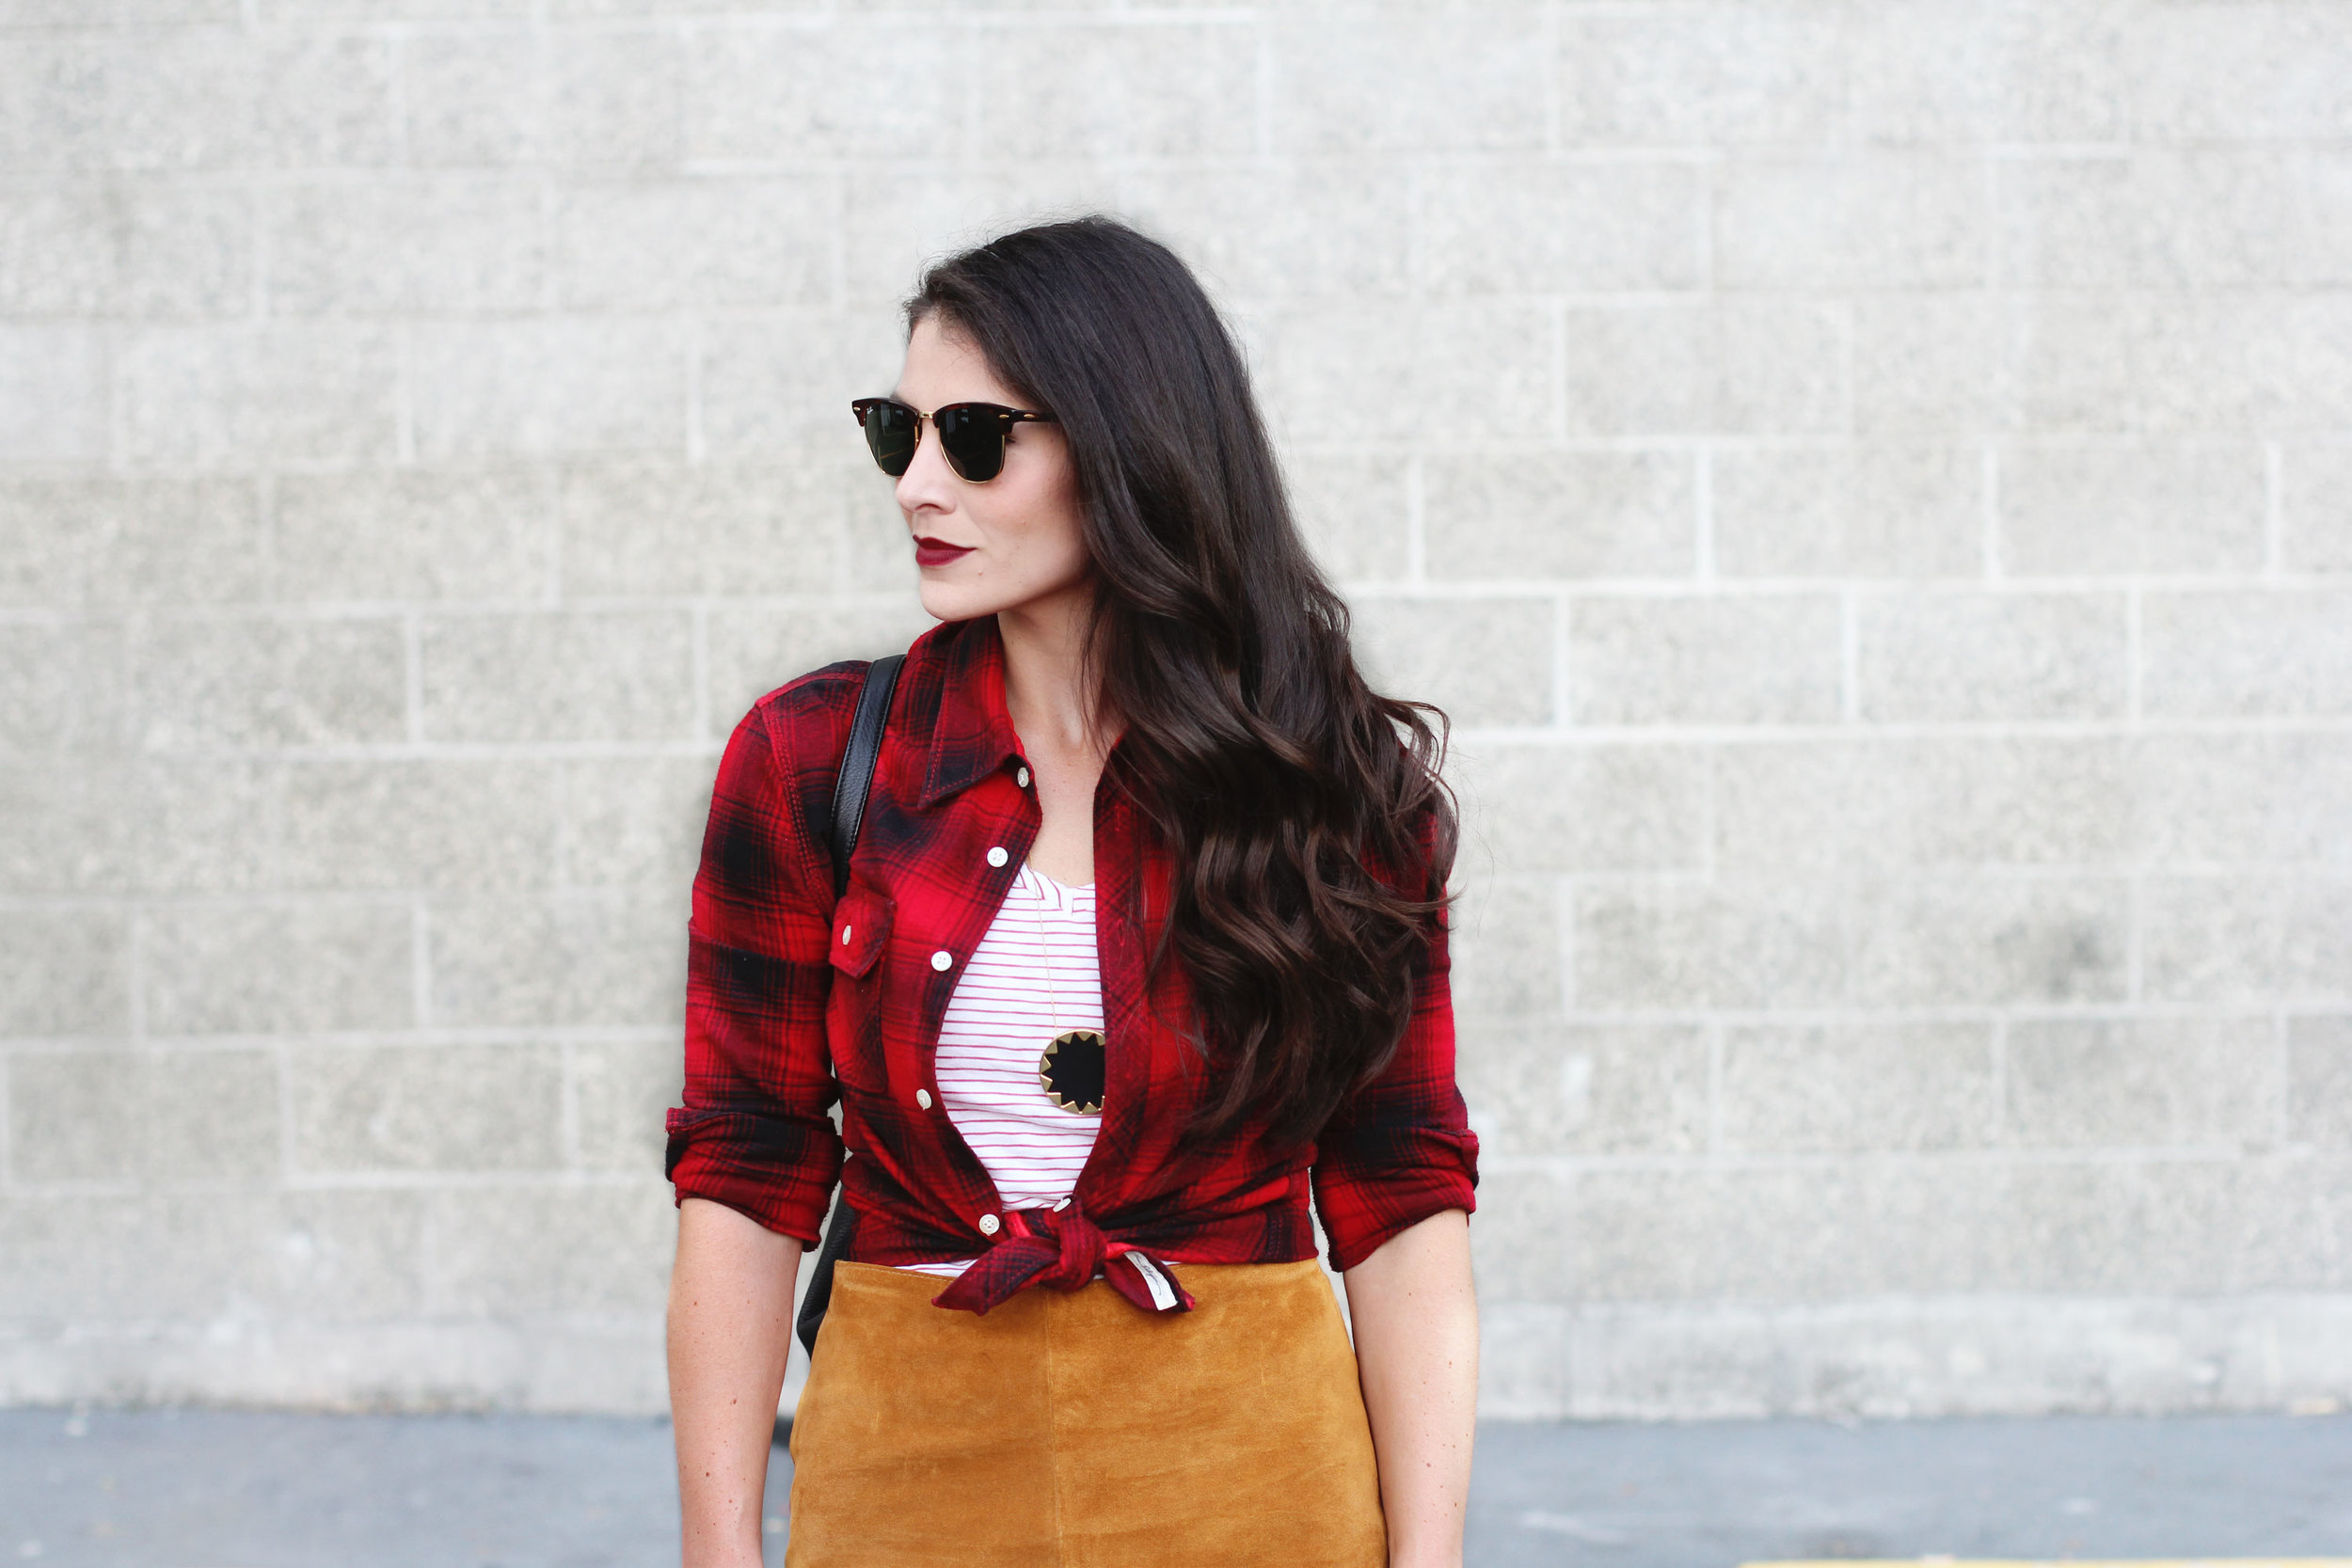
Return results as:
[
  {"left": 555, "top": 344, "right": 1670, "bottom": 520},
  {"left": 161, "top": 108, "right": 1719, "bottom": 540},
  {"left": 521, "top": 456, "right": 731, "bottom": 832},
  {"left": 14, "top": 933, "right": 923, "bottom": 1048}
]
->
[
  {"left": 824, "top": 653, "right": 904, "bottom": 900},
  {"left": 797, "top": 652, "right": 904, "bottom": 1360}
]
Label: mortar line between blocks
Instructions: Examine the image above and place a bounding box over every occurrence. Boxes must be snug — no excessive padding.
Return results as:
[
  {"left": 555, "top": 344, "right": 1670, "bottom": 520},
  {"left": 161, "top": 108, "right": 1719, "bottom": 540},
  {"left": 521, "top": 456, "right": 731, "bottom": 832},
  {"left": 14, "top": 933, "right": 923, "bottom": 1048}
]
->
[
  {"left": 277, "top": 1036, "right": 299, "bottom": 1189},
  {"left": 829, "top": 169, "right": 849, "bottom": 313},
  {"left": 1551, "top": 593, "right": 1571, "bottom": 731},
  {"left": 536, "top": 171, "right": 557, "bottom": 316},
  {"left": 1539, "top": 3, "right": 1561, "bottom": 155},
  {"left": 1252, "top": 26, "right": 1272, "bottom": 159},
  {"left": 1981, "top": 147, "right": 2001, "bottom": 290},
  {"left": 961, "top": 16, "right": 984, "bottom": 154},
  {"left": 2264, "top": 439, "right": 2283, "bottom": 578},
  {"left": 685, "top": 317, "right": 706, "bottom": 465},
  {"left": 104, "top": 322, "right": 126, "bottom": 472},
  {"left": 387, "top": 26, "right": 411, "bottom": 168},
  {"left": 30, "top": 594, "right": 930, "bottom": 624},
  {"left": 403, "top": 612, "right": 425, "bottom": 745},
  {"left": 551, "top": 749, "right": 574, "bottom": 894},
  {"left": 691, "top": 602, "right": 712, "bottom": 746},
  {"left": 2273, "top": 1005, "right": 2292, "bottom": 1152},
  {"left": 1693, "top": 444, "right": 1714, "bottom": 583},
  {"left": 256, "top": 470, "right": 280, "bottom": 597},
  {"left": 2123, "top": 868, "right": 2144, "bottom": 1006},
  {"left": 127, "top": 904, "right": 148, "bottom": 1044},
  {"left": 1406, "top": 454, "right": 1426, "bottom": 584},
  {"left": 1981, "top": 442, "right": 2001, "bottom": 581},
  {"left": 1839, "top": 589, "right": 1859, "bottom": 723},
  {"left": 1404, "top": 161, "right": 1427, "bottom": 299},
  {"left": 540, "top": 462, "right": 563, "bottom": 607},
  {"left": 411, "top": 895, "right": 434, "bottom": 1032},
  {"left": 1697, "top": 738, "right": 1715, "bottom": 880},
  {"left": 1704, "top": 1020, "right": 1725, "bottom": 1161},
  {"left": 1556, "top": 875, "right": 1577, "bottom": 1017},
  {"left": 0, "top": 1167, "right": 832, "bottom": 1195},
  {"left": 248, "top": 171, "right": 270, "bottom": 322},
  {"left": 394, "top": 325, "right": 416, "bottom": 466},
  {"left": 1696, "top": 145, "right": 1716, "bottom": 292},
  {"left": 1548, "top": 299, "right": 1568, "bottom": 442},
  {"left": 1260, "top": 567, "right": 2325, "bottom": 600},
  {"left": 1837, "top": 296, "right": 1855, "bottom": 436},
  {"left": 2125, "top": 582, "right": 2143, "bottom": 725},
  {"left": 73, "top": 711, "right": 2352, "bottom": 768},
  {"left": 560, "top": 1038, "right": 582, "bottom": 1171},
  {"left": 419, "top": 1172, "right": 440, "bottom": 1316},
  {"left": 1481, "top": 1147, "right": 2317, "bottom": 1176},
  {"left": 22, "top": 1024, "right": 683, "bottom": 1053},
  {"left": 1986, "top": 1017, "right": 2008, "bottom": 1149}
]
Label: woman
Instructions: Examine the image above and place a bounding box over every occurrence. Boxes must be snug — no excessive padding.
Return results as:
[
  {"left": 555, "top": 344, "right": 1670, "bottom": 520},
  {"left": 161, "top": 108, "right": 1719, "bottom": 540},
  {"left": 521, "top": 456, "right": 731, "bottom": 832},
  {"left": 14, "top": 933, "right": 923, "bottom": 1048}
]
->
[{"left": 664, "top": 215, "right": 1479, "bottom": 1568}]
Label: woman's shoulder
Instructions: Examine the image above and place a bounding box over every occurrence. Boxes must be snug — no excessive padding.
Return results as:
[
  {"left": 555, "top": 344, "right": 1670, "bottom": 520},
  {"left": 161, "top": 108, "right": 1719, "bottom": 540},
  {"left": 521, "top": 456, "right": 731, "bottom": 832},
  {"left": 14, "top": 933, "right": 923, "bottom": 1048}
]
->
[
  {"left": 729, "top": 657, "right": 870, "bottom": 770},
  {"left": 727, "top": 619, "right": 961, "bottom": 768},
  {"left": 751, "top": 658, "right": 871, "bottom": 727}
]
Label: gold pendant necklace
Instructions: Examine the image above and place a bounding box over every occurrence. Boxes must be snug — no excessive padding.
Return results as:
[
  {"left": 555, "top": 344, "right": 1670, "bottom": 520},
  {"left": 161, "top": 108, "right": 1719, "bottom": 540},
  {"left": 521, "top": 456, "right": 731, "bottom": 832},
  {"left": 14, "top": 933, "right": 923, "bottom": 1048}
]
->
[{"left": 1028, "top": 865, "right": 1105, "bottom": 1116}]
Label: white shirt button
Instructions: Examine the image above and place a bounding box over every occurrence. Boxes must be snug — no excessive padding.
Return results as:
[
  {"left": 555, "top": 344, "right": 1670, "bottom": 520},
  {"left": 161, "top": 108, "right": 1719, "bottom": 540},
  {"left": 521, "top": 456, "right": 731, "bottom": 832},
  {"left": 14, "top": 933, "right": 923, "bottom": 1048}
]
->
[
  {"left": 930, "top": 949, "right": 953, "bottom": 972},
  {"left": 840, "top": 924, "right": 852, "bottom": 944},
  {"left": 977, "top": 1213, "right": 1000, "bottom": 1236},
  {"left": 915, "top": 1088, "right": 932, "bottom": 1110},
  {"left": 1051, "top": 1197, "right": 1072, "bottom": 1212},
  {"left": 986, "top": 846, "right": 1009, "bottom": 868},
  {"left": 1016, "top": 766, "right": 1031, "bottom": 788}
]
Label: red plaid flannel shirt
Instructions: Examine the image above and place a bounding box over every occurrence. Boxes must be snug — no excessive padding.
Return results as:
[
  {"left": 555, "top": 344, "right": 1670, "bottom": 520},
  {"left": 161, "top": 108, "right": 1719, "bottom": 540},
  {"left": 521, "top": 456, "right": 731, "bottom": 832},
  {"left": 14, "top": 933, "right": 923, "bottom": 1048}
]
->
[{"left": 664, "top": 615, "right": 1477, "bottom": 1316}]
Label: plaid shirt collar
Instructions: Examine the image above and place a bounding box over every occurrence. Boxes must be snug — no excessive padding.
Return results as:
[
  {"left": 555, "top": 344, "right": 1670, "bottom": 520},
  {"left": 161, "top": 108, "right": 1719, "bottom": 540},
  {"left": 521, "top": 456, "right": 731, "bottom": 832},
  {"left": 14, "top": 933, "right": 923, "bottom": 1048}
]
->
[{"left": 910, "top": 612, "right": 1027, "bottom": 812}]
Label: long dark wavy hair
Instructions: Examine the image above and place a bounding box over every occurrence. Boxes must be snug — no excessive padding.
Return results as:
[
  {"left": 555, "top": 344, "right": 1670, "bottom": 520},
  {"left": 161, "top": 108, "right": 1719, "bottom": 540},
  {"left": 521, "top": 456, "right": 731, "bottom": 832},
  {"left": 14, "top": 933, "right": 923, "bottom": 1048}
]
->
[{"left": 909, "top": 214, "right": 1456, "bottom": 1149}]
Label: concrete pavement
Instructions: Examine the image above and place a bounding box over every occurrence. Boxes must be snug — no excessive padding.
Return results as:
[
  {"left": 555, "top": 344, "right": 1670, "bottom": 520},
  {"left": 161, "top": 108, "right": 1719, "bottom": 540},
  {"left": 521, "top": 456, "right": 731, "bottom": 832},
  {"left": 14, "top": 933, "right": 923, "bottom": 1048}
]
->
[{"left": 3, "top": 1405, "right": 2346, "bottom": 1566}]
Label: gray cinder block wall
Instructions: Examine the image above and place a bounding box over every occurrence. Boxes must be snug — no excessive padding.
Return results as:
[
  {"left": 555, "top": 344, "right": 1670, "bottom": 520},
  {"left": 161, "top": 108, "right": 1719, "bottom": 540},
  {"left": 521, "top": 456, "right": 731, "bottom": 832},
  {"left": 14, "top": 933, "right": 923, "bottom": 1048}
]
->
[{"left": 3, "top": 1, "right": 2349, "bottom": 1419}]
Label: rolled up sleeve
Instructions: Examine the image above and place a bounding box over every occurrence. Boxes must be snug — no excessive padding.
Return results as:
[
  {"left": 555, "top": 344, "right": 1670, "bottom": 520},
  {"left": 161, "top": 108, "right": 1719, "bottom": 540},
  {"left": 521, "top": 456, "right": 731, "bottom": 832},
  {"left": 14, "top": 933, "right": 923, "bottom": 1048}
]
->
[
  {"left": 1310, "top": 858, "right": 1481, "bottom": 1273},
  {"left": 663, "top": 699, "right": 844, "bottom": 1245}
]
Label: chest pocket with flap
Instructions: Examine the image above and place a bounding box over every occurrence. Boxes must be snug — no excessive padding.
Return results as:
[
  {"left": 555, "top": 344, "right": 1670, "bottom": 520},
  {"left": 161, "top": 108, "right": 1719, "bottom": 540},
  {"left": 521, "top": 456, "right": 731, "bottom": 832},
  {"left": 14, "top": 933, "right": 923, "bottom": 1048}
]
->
[
  {"left": 827, "top": 886, "right": 893, "bottom": 981},
  {"left": 825, "top": 885, "right": 895, "bottom": 1092}
]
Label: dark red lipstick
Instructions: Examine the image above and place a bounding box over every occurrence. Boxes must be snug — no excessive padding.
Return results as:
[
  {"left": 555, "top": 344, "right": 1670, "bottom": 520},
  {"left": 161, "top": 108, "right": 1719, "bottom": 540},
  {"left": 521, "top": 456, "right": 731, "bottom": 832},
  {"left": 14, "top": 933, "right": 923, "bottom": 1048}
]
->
[{"left": 914, "top": 536, "right": 976, "bottom": 567}]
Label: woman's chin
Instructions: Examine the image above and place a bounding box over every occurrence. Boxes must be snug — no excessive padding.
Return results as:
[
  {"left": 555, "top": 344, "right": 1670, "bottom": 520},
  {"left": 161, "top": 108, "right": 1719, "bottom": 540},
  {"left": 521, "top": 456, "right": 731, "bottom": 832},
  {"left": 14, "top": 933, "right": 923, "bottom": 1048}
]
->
[{"left": 916, "top": 579, "right": 995, "bottom": 625}]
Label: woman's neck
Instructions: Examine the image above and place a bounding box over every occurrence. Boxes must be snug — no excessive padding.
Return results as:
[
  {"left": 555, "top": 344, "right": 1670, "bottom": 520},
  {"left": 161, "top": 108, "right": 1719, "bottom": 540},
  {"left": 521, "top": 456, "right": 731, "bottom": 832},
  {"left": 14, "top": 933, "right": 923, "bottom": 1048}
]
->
[{"left": 995, "top": 594, "right": 1105, "bottom": 764}]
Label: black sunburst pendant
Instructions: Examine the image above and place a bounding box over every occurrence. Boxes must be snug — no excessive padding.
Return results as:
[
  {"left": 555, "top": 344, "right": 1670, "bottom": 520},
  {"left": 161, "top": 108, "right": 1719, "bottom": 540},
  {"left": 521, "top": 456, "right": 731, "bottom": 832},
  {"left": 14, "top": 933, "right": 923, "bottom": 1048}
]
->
[{"left": 1038, "top": 1029, "right": 1106, "bottom": 1115}]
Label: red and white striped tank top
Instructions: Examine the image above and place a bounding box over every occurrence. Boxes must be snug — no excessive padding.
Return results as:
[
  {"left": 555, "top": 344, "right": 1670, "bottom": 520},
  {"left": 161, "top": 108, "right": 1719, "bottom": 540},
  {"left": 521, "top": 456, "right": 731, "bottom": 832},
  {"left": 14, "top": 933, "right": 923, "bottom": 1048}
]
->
[{"left": 900, "top": 862, "right": 1104, "bottom": 1280}]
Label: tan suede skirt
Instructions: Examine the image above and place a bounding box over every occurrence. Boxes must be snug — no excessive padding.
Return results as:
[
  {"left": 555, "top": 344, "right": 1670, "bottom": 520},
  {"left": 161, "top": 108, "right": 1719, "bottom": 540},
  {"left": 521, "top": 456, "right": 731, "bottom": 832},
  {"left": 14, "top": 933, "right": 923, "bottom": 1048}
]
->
[{"left": 785, "top": 1258, "right": 1386, "bottom": 1567}]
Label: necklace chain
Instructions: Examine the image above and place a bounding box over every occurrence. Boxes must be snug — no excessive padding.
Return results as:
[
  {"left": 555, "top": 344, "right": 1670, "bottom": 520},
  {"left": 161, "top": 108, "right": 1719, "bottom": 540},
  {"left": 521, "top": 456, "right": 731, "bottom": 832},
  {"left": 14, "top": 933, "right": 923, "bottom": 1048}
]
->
[
  {"left": 1025, "top": 863, "right": 1104, "bottom": 1117},
  {"left": 1027, "top": 862, "right": 1062, "bottom": 1035}
]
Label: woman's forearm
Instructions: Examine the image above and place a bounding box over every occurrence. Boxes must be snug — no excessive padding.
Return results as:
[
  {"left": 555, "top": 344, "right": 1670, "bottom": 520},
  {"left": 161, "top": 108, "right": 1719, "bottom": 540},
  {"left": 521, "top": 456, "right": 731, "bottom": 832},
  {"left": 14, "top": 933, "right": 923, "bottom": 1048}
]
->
[
  {"left": 1343, "top": 1208, "right": 1478, "bottom": 1568},
  {"left": 668, "top": 1196, "right": 804, "bottom": 1568}
]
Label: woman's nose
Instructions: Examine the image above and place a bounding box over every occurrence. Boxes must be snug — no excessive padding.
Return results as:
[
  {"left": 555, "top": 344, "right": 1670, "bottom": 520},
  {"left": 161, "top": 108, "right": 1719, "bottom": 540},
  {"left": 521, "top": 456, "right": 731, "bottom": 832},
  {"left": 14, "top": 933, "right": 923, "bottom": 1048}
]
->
[{"left": 894, "top": 417, "right": 958, "bottom": 513}]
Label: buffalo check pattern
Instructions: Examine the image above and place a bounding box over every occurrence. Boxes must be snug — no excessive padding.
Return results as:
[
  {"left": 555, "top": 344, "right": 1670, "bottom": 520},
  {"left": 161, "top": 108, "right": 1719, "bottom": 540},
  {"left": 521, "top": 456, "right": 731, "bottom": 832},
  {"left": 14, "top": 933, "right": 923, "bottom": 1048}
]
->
[{"left": 665, "top": 614, "right": 1478, "bottom": 1315}]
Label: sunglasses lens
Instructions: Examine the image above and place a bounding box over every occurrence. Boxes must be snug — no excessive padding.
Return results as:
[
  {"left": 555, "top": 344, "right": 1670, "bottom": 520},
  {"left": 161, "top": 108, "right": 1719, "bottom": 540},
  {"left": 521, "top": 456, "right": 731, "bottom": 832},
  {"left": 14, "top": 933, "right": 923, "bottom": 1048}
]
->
[
  {"left": 935, "top": 405, "right": 1008, "bottom": 483},
  {"left": 858, "top": 400, "right": 916, "bottom": 476}
]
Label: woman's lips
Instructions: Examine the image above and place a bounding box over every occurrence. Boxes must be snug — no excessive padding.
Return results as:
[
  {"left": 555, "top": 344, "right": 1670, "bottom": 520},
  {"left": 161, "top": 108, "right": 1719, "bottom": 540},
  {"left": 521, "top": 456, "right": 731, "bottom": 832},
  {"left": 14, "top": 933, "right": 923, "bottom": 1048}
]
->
[{"left": 914, "top": 536, "right": 975, "bottom": 567}]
